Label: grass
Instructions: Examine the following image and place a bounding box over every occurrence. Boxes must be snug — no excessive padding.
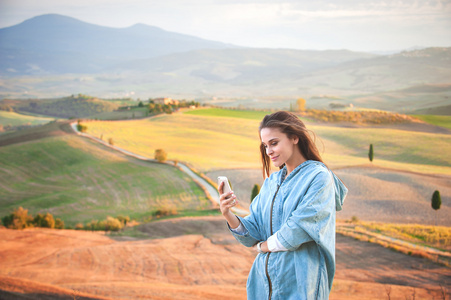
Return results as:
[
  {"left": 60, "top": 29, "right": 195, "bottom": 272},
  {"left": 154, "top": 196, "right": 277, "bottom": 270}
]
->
[
  {"left": 85, "top": 113, "right": 263, "bottom": 171},
  {"left": 356, "top": 221, "right": 451, "bottom": 251},
  {"left": 0, "top": 110, "right": 55, "bottom": 127},
  {"left": 184, "top": 107, "right": 272, "bottom": 120},
  {"left": 85, "top": 108, "right": 451, "bottom": 174},
  {"left": 89, "top": 107, "right": 150, "bottom": 120},
  {"left": 0, "top": 134, "right": 211, "bottom": 226},
  {"left": 412, "top": 115, "right": 451, "bottom": 130},
  {"left": 312, "top": 125, "right": 451, "bottom": 172}
]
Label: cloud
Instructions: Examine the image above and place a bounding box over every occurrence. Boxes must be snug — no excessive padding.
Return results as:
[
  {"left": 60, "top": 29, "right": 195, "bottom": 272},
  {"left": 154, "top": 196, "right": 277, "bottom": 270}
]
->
[{"left": 0, "top": 0, "right": 450, "bottom": 51}]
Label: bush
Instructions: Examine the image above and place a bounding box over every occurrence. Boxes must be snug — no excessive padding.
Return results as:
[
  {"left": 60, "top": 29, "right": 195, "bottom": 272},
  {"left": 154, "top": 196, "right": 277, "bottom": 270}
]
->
[
  {"left": 55, "top": 218, "right": 65, "bottom": 229},
  {"left": 33, "top": 213, "right": 55, "bottom": 228},
  {"left": 105, "top": 216, "right": 123, "bottom": 232},
  {"left": 153, "top": 205, "right": 177, "bottom": 218},
  {"left": 76, "top": 123, "right": 88, "bottom": 133},
  {"left": 2, "top": 207, "right": 33, "bottom": 229},
  {"left": 108, "top": 137, "right": 114, "bottom": 145},
  {"left": 117, "top": 215, "right": 130, "bottom": 226},
  {"left": 155, "top": 149, "right": 168, "bottom": 162},
  {"left": 251, "top": 184, "right": 261, "bottom": 203},
  {"left": 84, "top": 217, "right": 125, "bottom": 232}
]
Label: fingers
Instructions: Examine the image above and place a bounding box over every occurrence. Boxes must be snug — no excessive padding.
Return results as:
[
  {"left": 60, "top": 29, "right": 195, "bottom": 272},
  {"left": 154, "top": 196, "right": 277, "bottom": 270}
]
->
[
  {"left": 218, "top": 181, "right": 224, "bottom": 194},
  {"left": 219, "top": 190, "right": 238, "bottom": 213}
]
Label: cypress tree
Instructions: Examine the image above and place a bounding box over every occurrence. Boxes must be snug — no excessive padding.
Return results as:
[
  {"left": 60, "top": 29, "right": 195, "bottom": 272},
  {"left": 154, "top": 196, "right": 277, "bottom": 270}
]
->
[
  {"left": 431, "top": 190, "right": 441, "bottom": 225},
  {"left": 368, "top": 144, "right": 374, "bottom": 162},
  {"left": 250, "top": 184, "right": 261, "bottom": 204}
]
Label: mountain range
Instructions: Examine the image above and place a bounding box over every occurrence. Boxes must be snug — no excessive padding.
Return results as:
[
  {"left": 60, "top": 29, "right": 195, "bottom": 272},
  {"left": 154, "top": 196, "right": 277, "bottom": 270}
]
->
[{"left": 0, "top": 14, "right": 450, "bottom": 113}]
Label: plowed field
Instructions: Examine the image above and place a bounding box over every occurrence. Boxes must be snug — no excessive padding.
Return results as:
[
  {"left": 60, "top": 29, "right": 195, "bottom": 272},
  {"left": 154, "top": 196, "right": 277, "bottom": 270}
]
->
[{"left": 1, "top": 217, "right": 449, "bottom": 299}]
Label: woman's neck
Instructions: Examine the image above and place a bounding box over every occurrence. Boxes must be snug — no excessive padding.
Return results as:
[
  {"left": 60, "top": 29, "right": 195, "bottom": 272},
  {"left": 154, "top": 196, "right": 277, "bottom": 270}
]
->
[{"left": 285, "top": 152, "right": 306, "bottom": 177}]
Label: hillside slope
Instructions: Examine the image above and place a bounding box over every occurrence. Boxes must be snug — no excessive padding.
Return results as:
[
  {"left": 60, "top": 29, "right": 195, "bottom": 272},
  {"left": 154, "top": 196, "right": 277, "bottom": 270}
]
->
[
  {"left": 0, "top": 14, "right": 234, "bottom": 75},
  {"left": 0, "top": 129, "right": 211, "bottom": 225}
]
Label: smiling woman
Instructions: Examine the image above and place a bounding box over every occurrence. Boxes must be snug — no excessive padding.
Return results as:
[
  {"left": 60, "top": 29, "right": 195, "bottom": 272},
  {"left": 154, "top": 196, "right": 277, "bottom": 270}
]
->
[{"left": 218, "top": 111, "right": 347, "bottom": 300}]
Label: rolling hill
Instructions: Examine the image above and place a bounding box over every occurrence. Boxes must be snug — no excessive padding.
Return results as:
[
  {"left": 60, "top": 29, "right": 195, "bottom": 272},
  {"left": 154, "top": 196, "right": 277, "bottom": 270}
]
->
[
  {"left": 0, "top": 123, "right": 212, "bottom": 226},
  {"left": 0, "top": 14, "right": 235, "bottom": 75},
  {"left": 1, "top": 14, "right": 450, "bottom": 113}
]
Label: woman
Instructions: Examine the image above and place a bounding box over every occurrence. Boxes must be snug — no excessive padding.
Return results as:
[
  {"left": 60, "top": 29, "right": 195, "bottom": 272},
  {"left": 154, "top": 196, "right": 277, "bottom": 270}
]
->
[{"left": 219, "top": 111, "right": 347, "bottom": 300}]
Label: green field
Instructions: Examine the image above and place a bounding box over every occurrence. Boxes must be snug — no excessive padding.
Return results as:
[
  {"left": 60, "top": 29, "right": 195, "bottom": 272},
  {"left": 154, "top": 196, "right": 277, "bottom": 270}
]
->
[
  {"left": 84, "top": 108, "right": 451, "bottom": 174},
  {"left": 412, "top": 115, "right": 451, "bottom": 130},
  {"left": 0, "top": 110, "right": 55, "bottom": 127},
  {"left": 0, "top": 134, "right": 211, "bottom": 226},
  {"left": 184, "top": 108, "right": 272, "bottom": 120}
]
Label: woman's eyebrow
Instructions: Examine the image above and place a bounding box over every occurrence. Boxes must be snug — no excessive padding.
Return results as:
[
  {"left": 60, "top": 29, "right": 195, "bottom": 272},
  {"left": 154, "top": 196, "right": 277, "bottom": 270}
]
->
[{"left": 262, "top": 138, "right": 279, "bottom": 144}]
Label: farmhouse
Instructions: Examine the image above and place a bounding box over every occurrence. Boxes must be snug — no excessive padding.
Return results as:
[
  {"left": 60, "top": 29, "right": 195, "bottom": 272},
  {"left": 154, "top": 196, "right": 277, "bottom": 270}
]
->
[{"left": 153, "top": 97, "right": 179, "bottom": 105}]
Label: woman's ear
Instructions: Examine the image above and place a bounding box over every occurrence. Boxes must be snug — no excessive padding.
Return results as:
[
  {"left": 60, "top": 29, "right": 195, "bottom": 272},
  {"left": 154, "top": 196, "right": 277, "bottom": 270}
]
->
[{"left": 292, "top": 136, "right": 299, "bottom": 145}]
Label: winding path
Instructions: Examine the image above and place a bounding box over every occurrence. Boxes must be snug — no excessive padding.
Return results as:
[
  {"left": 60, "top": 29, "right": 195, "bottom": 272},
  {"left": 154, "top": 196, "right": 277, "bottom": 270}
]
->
[{"left": 70, "top": 122, "right": 248, "bottom": 215}]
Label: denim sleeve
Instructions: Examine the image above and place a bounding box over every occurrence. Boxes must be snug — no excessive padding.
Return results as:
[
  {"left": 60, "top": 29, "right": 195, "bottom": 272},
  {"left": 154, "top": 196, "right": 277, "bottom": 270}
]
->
[
  {"left": 227, "top": 193, "right": 263, "bottom": 247},
  {"left": 277, "top": 171, "right": 335, "bottom": 251}
]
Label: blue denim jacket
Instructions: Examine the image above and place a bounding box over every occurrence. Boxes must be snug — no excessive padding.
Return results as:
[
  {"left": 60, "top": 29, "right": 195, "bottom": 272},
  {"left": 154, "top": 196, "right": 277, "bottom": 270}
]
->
[{"left": 229, "top": 160, "right": 347, "bottom": 300}]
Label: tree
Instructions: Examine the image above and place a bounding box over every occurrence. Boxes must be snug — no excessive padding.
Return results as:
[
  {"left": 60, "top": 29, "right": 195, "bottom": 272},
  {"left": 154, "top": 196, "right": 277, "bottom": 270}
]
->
[
  {"left": 3, "top": 207, "right": 33, "bottom": 229},
  {"left": 155, "top": 149, "right": 168, "bottom": 162},
  {"left": 368, "top": 144, "right": 374, "bottom": 162},
  {"left": 55, "top": 218, "right": 65, "bottom": 229},
  {"left": 42, "top": 213, "right": 55, "bottom": 228},
  {"left": 250, "top": 184, "right": 261, "bottom": 203},
  {"left": 431, "top": 190, "right": 441, "bottom": 225},
  {"left": 117, "top": 215, "right": 130, "bottom": 227},
  {"left": 297, "top": 98, "right": 306, "bottom": 112}
]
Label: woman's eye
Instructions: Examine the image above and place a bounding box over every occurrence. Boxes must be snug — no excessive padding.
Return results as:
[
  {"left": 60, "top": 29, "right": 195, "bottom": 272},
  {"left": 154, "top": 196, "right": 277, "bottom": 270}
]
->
[{"left": 271, "top": 142, "right": 278, "bottom": 146}]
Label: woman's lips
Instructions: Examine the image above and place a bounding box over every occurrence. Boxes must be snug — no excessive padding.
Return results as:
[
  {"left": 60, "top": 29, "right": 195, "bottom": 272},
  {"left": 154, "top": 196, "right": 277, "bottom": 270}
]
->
[{"left": 271, "top": 155, "right": 279, "bottom": 162}]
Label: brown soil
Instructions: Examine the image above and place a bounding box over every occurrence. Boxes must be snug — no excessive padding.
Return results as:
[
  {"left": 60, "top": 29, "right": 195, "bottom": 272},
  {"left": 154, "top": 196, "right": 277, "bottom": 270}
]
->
[{"left": 1, "top": 218, "right": 449, "bottom": 299}]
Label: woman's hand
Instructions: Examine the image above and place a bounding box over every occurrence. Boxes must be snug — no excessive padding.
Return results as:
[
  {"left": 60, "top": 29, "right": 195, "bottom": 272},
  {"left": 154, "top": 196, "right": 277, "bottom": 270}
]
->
[
  {"left": 218, "top": 181, "right": 238, "bottom": 215},
  {"left": 218, "top": 181, "right": 240, "bottom": 229},
  {"left": 253, "top": 241, "right": 269, "bottom": 253}
]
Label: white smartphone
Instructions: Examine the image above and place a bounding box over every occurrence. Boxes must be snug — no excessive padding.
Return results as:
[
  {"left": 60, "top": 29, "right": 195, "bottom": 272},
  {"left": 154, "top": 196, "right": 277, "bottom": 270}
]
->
[
  {"left": 218, "top": 176, "right": 235, "bottom": 204},
  {"left": 218, "top": 176, "right": 232, "bottom": 194}
]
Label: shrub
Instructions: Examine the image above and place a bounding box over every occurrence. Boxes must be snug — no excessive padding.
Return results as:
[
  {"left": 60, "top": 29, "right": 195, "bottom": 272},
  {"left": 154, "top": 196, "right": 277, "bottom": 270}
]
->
[
  {"left": 55, "top": 218, "right": 65, "bottom": 229},
  {"left": 108, "top": 137, "right": 114, "bottom": 145},
  {"left": 76, "top": 123, "right": 87, "bottom": 133},
  {"left": 105, "top": 216, "right": 123, "bottom": 232},
  {"left": 116, "top": 215, "right": 130, "bottom": 227},
  {"left": 155, "top": 149, "right": 168, "bottom": 162},
  {"left": 432, "top": 190, "right": 441, "bottom": 211},
  {"left": 153, "top": 205, "right": 177, "bottom": 218},
  {"left": 2, "top": 207, "right": 33, "bottom": 229},
  {"left": 33, "top": 212, "right": 55, "bottom": 228},
  {"left": 251, "top": 184, "right": 261, "bottom": 203},
  {"left": 75, "top": 223, "right": 84, "bottom": 230}
]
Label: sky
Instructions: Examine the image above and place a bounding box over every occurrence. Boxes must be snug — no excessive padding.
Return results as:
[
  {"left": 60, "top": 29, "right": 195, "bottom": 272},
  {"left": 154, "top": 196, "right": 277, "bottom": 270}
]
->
[{"left": 1, "top": 0, "right": 450, "bottom": 52}]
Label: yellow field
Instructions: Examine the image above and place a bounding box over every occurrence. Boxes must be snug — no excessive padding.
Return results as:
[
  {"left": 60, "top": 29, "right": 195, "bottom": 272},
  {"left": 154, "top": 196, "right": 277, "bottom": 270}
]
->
[
  {"left": 85, "top": 114, "right": 262, "bottom": 171},
  {"left": 85, "top": 112, "right": 451, "bottom": 174}
]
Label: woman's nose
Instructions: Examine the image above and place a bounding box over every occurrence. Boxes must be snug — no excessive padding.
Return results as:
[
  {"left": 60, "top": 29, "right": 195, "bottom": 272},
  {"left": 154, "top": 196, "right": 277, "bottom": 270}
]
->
[{"left": 266, "top": 147, "right": 273, "bottom": 155}]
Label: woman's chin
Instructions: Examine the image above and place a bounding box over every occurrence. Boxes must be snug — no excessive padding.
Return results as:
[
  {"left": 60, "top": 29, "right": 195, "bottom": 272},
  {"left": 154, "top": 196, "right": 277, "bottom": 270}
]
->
[{"left": 272, "top": 161, "right": 283, "bottom": 168}]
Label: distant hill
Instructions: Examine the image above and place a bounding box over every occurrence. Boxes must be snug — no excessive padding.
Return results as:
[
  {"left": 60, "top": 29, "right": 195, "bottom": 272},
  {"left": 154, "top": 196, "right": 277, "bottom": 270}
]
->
[
  {"left": 0, "top": 14, "right": 450, "bottom": 114},
  {"left": 0, "top": 14, "right": 235, "bottom": 75},
  {"left": 1, "top": 95, "right": 120, "bottom": 118}
]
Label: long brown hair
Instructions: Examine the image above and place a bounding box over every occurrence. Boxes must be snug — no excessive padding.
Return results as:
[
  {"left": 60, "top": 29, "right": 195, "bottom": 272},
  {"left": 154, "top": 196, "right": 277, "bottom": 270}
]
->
[{"left": 259, "top": 111, "right": 323, "bottom": 178}]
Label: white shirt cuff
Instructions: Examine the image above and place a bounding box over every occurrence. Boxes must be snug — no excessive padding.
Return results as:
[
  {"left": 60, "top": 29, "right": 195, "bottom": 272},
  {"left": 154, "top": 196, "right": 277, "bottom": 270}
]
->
[
  {"left": 230, "top": 222, "right": 247, "bottom": 235},
  {"left": 267, "top": 233, "right": 288, "bottom": 252}
]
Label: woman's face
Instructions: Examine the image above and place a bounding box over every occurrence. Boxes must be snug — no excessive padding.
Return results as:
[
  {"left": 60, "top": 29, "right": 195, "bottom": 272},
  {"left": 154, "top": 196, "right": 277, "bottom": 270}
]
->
[{"left": 260, "top": 127, "right": 299, "bottom": 168}]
